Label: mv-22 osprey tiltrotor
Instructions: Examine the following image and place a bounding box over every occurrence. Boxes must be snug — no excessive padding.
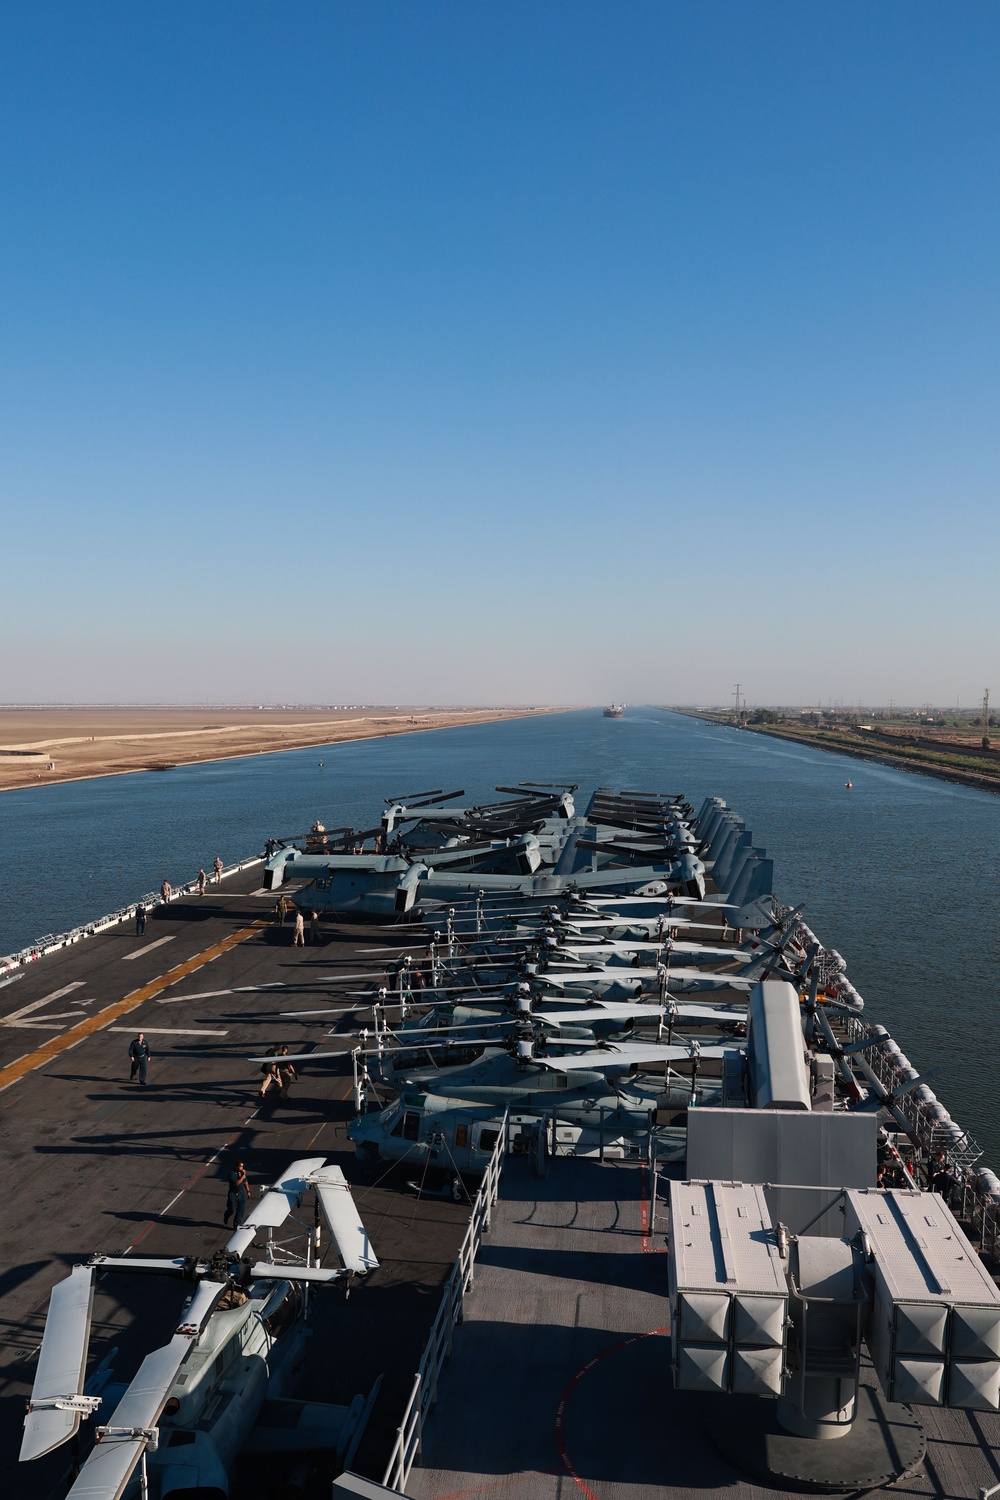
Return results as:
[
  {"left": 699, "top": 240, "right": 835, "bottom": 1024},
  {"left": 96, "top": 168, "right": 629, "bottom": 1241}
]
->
[{"left": 258, "top": 785, "right": 777, "bottom": 918}]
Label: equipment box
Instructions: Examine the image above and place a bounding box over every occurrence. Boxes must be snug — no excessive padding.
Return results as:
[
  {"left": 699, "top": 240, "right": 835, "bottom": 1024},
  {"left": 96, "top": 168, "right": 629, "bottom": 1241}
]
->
[
  {"left": 668, "top": 1181, "right": 787, "bottom": 1397},
  {"left": 845, "top": 1188, "right": 1000, "bottom": 1409}
]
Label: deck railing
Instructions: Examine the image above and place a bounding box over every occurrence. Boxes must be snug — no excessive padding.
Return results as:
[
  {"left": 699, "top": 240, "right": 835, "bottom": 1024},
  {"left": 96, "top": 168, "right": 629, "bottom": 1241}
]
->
[
  {"left": 0, "top": 853, "right": 264, "bottom": 977},
  {"left": 381, "top": 1115, "right": 507, "bottom": 1494},
  {"left": 789, "top": 914, "right": 1000, "bottom": 1266}
]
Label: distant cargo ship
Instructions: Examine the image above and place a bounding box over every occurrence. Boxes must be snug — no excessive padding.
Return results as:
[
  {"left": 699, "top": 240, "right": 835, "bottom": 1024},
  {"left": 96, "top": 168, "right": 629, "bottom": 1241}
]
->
[{"left": 603, "top": 704, "right": 625, "bottom": 718}]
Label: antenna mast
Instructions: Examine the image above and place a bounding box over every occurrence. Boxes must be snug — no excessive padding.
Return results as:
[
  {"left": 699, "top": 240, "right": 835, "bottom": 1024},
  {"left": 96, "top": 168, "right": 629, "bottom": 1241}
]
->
[{"left": 983, "top": 688, "right": 991, "bottom": 751}]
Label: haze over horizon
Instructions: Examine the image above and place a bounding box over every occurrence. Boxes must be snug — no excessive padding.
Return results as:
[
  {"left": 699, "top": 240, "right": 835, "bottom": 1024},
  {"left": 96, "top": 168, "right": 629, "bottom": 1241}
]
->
[
  {"left": 2, "top": 4, "right": 998, "bottom": 708},
  {"left": 0, "top": 699, "right": 991, "bottom": 714}
]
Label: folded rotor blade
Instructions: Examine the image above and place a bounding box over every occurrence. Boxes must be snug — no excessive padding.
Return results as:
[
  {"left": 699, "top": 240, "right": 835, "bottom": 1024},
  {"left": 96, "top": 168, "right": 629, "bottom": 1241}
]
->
[
  {"left": 248, "top": 1263, "right": 342, "bottom": 1283},
  {"left": 275, "top": 971, "right": 391, "bottom": 983},
  {"left": 309, "top": 1165, "right": 379, "bottom": 1274},
  {"left": 537, "top": 967, "right": 752, "bottom": 990},
  {"left": 21, "top": 1265, "right": 96, "bottom": 1462},
  {"left": 553, "top": 940, "right": 736, "bottom": 961},
  {"left": 225, "top": 1157, "right": 326, "bottom": 1258},
  {"left": 538, "top": 1042, "right": 736, "bottom": 1073},
  {"left": 90, "top": 1256, "right": 190, "bottom": 1276},
  {"left": 279, "top": 1005, "right": 395, "bottom": 1018},
  {"left": 67, "top": 1279, "right": 228, "bottom": 1500},
  {"left": 342, "top": 983, "right": 509, "bottom": 997},
  {"left": 534, "top": 1004, "right": 670, "bottom": 1027}
]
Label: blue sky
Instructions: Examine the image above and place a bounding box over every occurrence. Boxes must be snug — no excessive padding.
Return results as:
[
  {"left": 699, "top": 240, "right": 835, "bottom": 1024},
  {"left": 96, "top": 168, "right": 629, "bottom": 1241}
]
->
[{"left": 1, "top": 2, "right": 998, "bottom": 707}]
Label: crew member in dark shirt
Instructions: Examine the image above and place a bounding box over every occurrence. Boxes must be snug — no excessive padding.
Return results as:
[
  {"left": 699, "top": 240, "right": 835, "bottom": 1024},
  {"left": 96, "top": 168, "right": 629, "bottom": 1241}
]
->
[
  {"left": 224, "top": 1161, "right": 249, "bottom": 1227},
  {"left": 128, "top": 1032, "right": 151, "bottom": 1085}
]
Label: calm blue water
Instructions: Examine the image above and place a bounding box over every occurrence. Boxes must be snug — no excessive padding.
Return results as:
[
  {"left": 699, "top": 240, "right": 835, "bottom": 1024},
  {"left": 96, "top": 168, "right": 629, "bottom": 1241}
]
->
[{"left": 1, "top": 708, "right": 997, "bottom": 1157}]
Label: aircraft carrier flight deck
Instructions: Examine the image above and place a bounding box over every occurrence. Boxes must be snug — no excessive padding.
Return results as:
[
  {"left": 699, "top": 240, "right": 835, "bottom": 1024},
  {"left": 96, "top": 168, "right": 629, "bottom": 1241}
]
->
[
  {"left": 4, "top": 781, "right": 1000, "bottom": 1500},
  {"left": 0, "top": 865, "right": 470, "bottom": 1500}
]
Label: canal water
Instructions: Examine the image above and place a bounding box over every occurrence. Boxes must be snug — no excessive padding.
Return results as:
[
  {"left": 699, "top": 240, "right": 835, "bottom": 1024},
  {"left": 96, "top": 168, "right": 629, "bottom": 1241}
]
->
[{"left": 1, "top": 707, "right": 996, "bottom": 1159}]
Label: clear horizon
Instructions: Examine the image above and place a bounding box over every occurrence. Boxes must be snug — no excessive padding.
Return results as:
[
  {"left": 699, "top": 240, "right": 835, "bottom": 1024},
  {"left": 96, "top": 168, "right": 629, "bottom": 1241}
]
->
[
  {"left": 2, "top": 3, "right": 998, "bottom": 707},
  {"left": 0, "top": 700, "right": 992, "bottom": 714}
]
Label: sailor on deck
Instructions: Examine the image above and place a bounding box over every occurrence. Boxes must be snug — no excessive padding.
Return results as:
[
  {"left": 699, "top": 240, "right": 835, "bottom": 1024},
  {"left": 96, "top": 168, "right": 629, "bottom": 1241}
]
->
[
  {"left": 224, "top": 1161, "right": 249, "bottom": 1227},
  {"left": 128, "top": 1032, "right": 151, "bottom": 1086}
]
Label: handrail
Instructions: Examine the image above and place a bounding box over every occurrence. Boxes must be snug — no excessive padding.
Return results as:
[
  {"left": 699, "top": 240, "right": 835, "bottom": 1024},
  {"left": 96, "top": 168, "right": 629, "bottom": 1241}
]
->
[
  {"left": 381, "top": 1113, "right": 508, "bottom": 1493},
  {"left": 0, "top": 853, "right": 264, "bottom": 976},
  {"left": 788, "top": 914, "right": 1000, "bottom": 1264}
]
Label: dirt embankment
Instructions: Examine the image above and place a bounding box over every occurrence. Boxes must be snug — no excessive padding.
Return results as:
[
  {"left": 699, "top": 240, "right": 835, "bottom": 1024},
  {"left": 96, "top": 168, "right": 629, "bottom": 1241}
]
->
[
  {"left": 0, "top": 705, "right": 563, "bottom": 791},
  {"left": 667, "top": 712, "right": 1000, "bottom": 796}
]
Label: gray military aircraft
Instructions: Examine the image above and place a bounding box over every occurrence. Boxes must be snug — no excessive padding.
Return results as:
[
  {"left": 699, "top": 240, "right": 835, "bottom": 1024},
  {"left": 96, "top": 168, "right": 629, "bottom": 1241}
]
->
[
  {"left": 360, "top": 1032, "right": 735, "bottom": 1103},
  {"left": 262, "top": 990, "right": 747, "bottom": 1092},
  {"left": 21, "top": 1158, "right": 379, "bottom": 1500},
  {"left": 346, "top": 1093, "right": 642, "bottom": 1173},
  {"left": 258, "top": 781, "right": 734, "bottom": 917}
]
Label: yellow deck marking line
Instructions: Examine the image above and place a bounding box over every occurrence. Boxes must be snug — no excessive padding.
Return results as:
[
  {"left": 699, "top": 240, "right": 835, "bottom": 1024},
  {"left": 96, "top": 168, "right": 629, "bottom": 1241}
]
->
[{"left": 0, "top": 919, "right": 269, "bottom": 1096}]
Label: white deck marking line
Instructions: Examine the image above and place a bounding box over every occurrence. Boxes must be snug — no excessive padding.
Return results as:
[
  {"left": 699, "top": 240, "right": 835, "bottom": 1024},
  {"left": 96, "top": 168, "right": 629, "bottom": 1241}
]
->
[
  {"left": 1, "top": 982, "right": 85, "bottom": 1025},
  {"left": 5, "top": 1011, "right": 83, "bottom": 1029},
  {"left": 157, "top": 988, "right": 234, "bottom": 1004},
  {"left": 152, "top": 1151, "right": 228, "bottom": 1222},
  {"left": 107, "top": 1026, "right": 230, "bottom": 1036},
  {"left": 122, "top": 935, "right": 176, "bottom": 959},
  {"left": 0, "top": 918, "right": 267, "bottom": 1095},
  {"left": 125, "top": 1124, "right": 252, "bottom": 1254},
  {"left": 156, "top": 973, "right": 360, "bottom": 1000},
  {"left": 157, "top": 981, "right": 286, "bottom": 1004}
]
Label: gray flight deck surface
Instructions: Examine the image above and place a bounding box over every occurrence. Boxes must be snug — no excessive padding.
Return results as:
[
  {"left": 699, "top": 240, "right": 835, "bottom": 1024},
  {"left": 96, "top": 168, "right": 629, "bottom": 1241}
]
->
[
  {"left": 409, "top": 1156, "right": 1000, "bottom": 1500},
  {"left": 6, "top": 859, "right": 1000, "bottom": 1500},
  {"left": 0, "top": 873, "right": 469, "bottom": 1498}
]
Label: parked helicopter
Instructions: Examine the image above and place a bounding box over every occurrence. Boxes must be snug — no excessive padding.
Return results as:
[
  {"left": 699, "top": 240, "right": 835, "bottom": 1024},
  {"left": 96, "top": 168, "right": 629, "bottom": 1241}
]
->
[
  {"left": 264, "top": 987, "right": 747, "bottom": 1093},
  {"left": 346, "top": 1092, "right": 642, "bottom": 1174},
  {"left": 526, "top": 914, "right": 806, "bottom": 998},
  {"left": 360, "top": 1028, "right": 735, "bottom": 1107},
  {"left": 21, "top": 1157, "right": 379, "bottom": 1500},
  {"left": 344, "top": 1018, "right": 743, "bottom": 1172}
]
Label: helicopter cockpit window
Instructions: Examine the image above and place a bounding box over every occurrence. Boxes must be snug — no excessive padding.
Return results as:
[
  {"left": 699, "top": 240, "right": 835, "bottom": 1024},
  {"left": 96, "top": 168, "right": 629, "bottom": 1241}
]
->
[
  {"left": 263, "top": 1287, "right": 301, "bottom": 1341},
  {"left": 478, "top": 1128, "right": 500, "bottom": 1152},
  {"left": 403, "top": 1111, "right": 420, "bottom": 1141}
]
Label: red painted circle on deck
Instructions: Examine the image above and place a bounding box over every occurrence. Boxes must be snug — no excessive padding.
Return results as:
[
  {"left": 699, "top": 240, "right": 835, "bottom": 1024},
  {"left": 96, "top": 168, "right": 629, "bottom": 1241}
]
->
[{"left": 554, "top": 1325, "right": 670, "bottom": 1499}]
